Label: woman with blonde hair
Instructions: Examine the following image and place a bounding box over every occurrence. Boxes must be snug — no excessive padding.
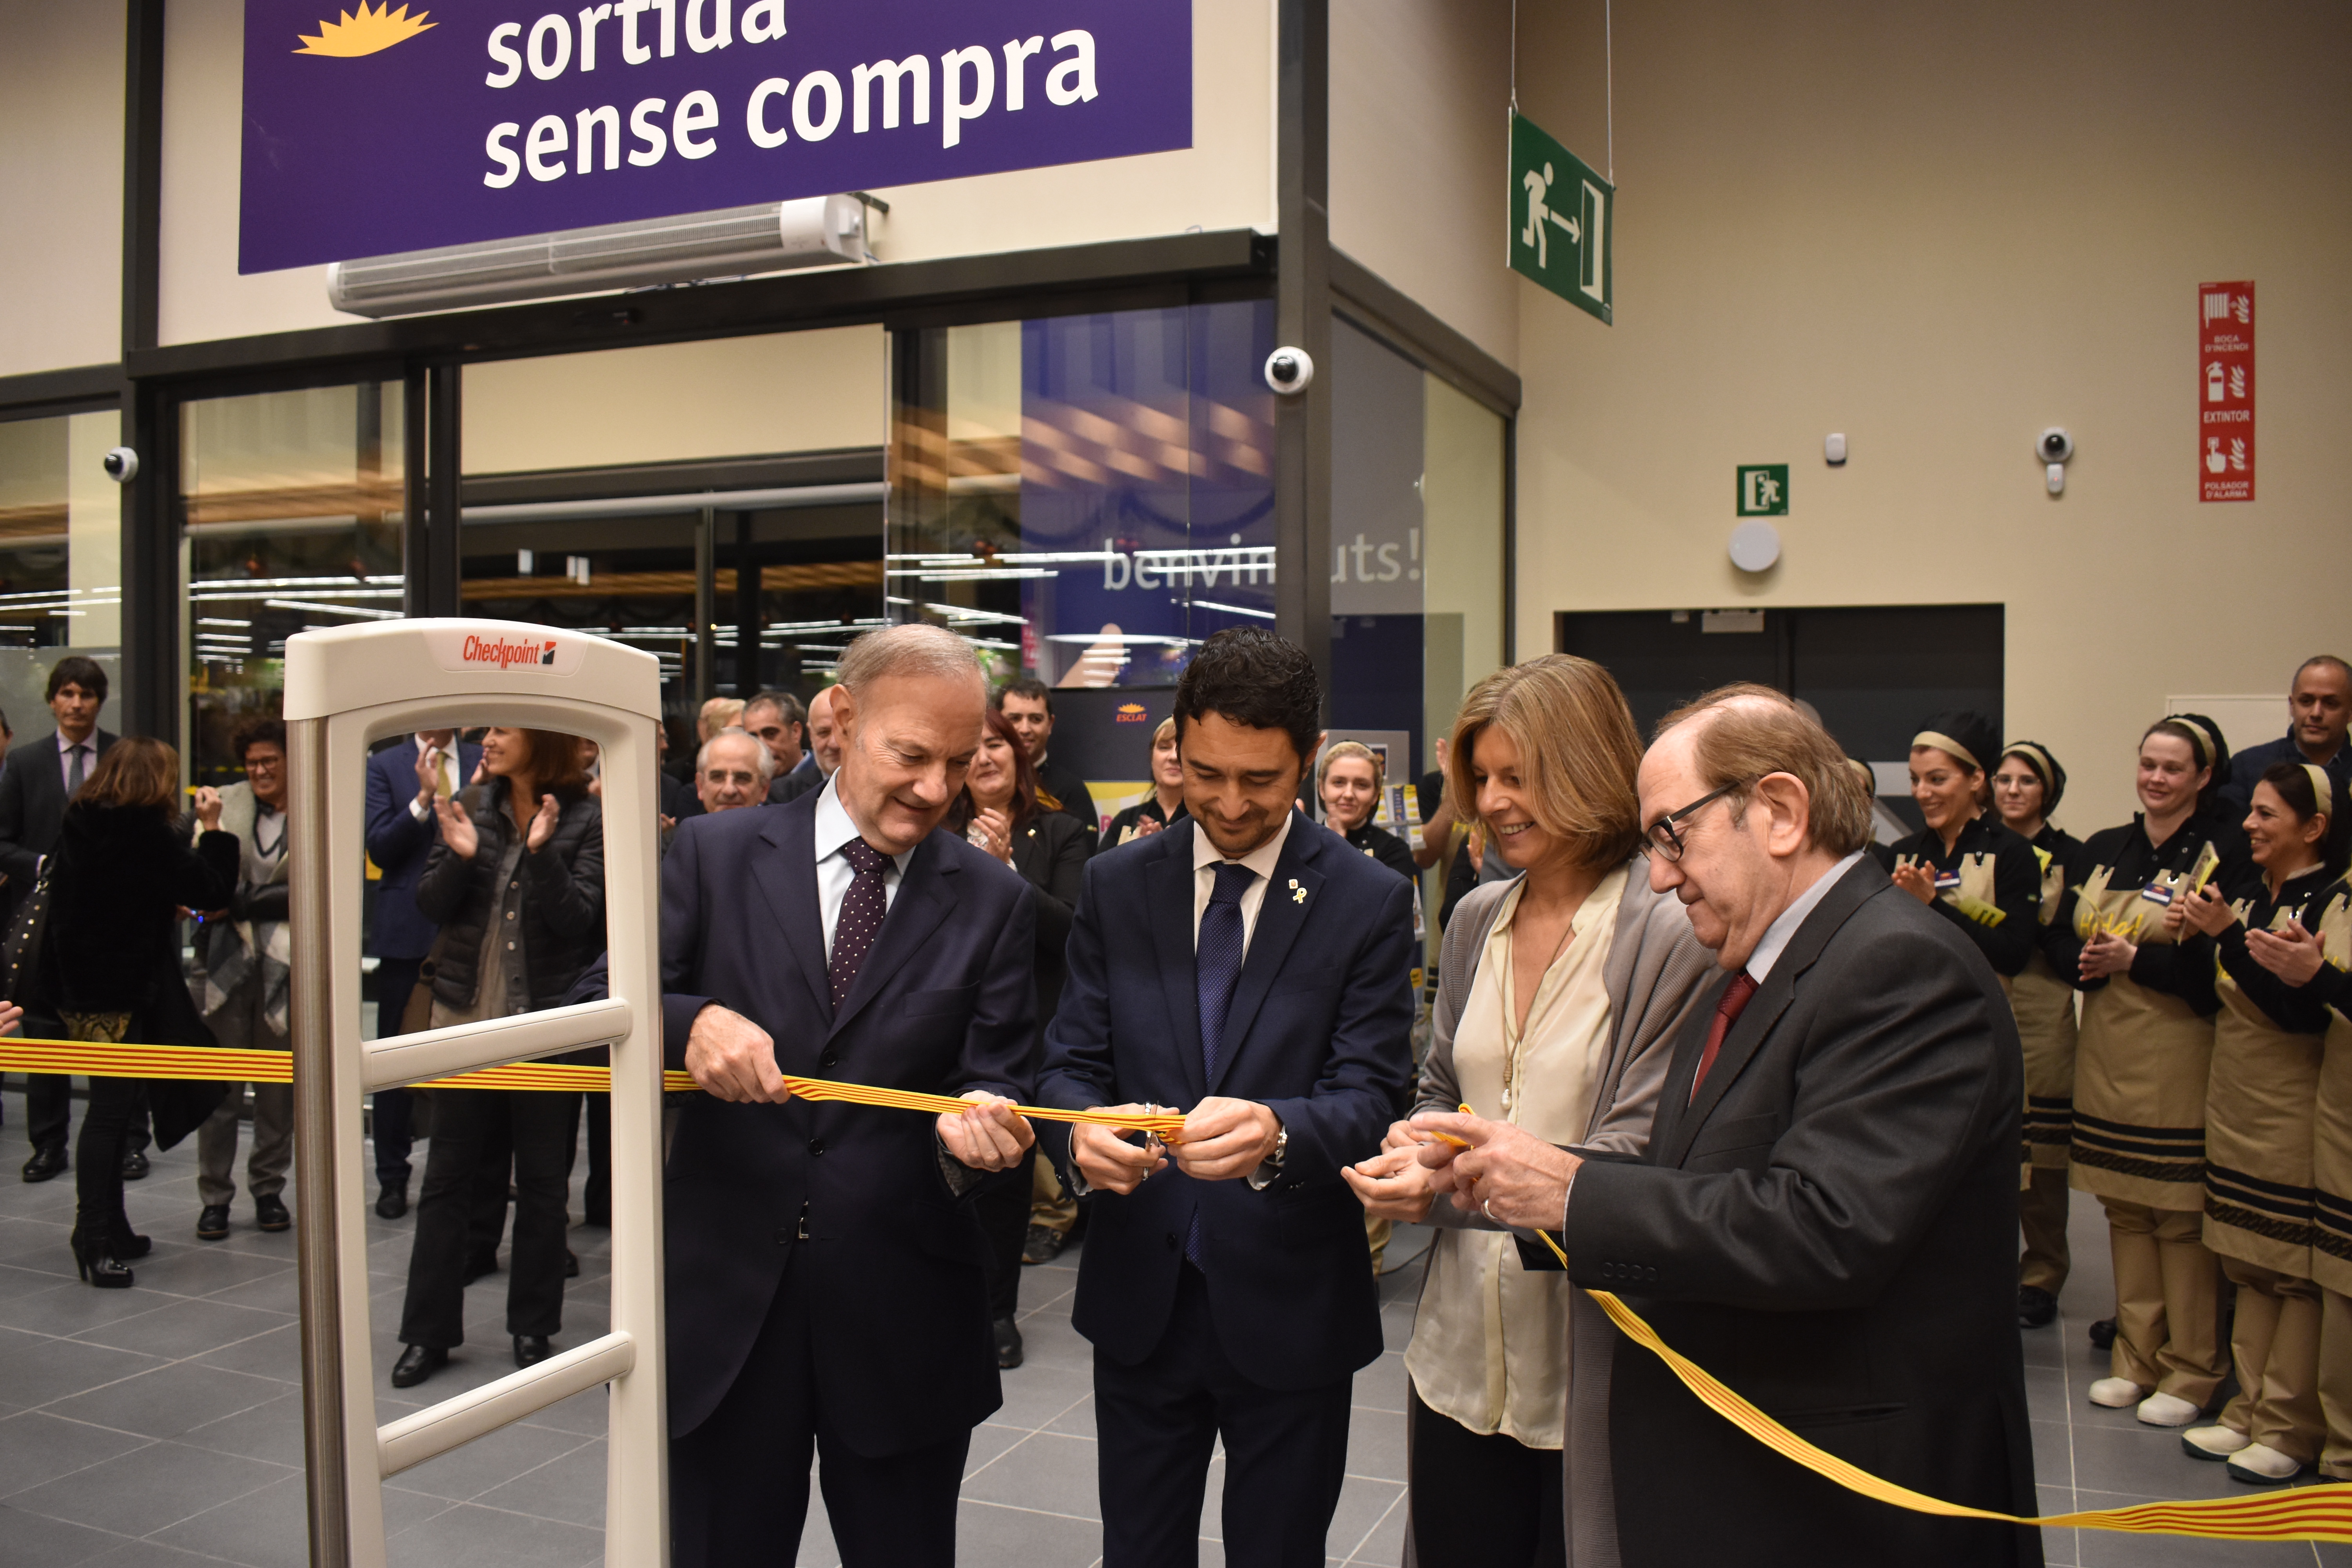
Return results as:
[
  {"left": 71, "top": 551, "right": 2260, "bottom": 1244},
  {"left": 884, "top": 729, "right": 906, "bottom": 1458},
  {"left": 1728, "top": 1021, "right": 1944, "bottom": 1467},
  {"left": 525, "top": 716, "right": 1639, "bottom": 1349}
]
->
[
  {"left": 1103, "top": 716, "right": 1187, "bottom": 846},
  {"left": 1318, "top": 740, "right": 1419, "bottom": 884},
  {"left": 1343, "top": 654, "right": 1714, "bottom": 1566}
]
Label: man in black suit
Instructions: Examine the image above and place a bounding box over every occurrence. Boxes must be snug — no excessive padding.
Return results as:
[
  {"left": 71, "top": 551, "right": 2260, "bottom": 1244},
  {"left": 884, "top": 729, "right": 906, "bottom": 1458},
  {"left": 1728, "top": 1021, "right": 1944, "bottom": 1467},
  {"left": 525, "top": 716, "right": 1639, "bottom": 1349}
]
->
[
  {"left": 997, "top": 676, "right": 1102, "bottom": 853},
  {"left": 1039, "top": 629, "right": 1416, "bottom": 1568},
  {"left": 1416, "top": 685, "right": 2039, "bottom": 1568},
  {"left": 0, "top": 656, "right": 121, "bottom": 1182},
  {"left": 746, "top": 690, "right": 823, "bottom": 804},
  {"left": 659, "top": 623, "right": 1039, "bottom": 1568}
]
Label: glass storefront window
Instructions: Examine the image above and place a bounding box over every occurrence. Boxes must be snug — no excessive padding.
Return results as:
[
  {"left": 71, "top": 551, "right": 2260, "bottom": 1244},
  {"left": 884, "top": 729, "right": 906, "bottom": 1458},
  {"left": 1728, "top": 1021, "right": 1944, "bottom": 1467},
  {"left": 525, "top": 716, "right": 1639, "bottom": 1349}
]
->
[
  {"left": 0, "top": 409, "right": 125, "bottom": 740},
  {"left": 889, "top": 300, "right": 1281, "bottom": 690},
  {"left": 181, "top": 383, "right": 405, "bottom": 784}
]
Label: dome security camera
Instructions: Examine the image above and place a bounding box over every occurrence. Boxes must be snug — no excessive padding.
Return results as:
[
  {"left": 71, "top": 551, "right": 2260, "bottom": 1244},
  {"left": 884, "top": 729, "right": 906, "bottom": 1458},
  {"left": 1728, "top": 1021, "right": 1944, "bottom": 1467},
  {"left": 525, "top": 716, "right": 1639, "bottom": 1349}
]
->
[
  {"left": 101, "top": 446, "right": 139, "bottom": 483},
  {"left": 2036, "top": 428, "right": 2074, "bottom": 464},
  {"left": 1263, "top": 347, "right": 1315, "bottom": 396}
]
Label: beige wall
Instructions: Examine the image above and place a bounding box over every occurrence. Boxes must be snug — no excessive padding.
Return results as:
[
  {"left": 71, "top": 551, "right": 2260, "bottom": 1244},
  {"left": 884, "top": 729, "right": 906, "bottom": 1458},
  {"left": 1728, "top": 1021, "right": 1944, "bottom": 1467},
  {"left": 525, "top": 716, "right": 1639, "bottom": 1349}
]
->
[
  {"left": 463, "top": 327, "right": 886, "bottom": 474},
  {"left": 1330, "top": 0, "right": 1517, "bottom": 367},
  {"left": 0, "top": 1, "right": 124, "bottom": 377},
  {"left": 154, "top": 0, "right": 1275, "bottom": 347},
  {"left": 1512, "top": 0, "right": 2352, "bottom": 830}
]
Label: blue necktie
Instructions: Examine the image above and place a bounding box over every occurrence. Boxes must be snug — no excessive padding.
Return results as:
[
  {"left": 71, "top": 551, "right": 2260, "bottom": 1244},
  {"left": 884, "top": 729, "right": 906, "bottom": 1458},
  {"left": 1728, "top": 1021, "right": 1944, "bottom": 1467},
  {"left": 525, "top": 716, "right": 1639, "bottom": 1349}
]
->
[{"left": 1188, "top": 861, "right": 1256, "bottom": 1266}]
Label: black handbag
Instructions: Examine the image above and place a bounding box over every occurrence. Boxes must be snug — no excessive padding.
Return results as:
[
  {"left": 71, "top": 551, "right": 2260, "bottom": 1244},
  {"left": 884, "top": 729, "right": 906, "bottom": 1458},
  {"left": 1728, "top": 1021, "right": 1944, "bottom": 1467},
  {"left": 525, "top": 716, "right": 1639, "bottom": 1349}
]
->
[{"left": 0, "top": 863, "right": 53, "bottom": 1007}]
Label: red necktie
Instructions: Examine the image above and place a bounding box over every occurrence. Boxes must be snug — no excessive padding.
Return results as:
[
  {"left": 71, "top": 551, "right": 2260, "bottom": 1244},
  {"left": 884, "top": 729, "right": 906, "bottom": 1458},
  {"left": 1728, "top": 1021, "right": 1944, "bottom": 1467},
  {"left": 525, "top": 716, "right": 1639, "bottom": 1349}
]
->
[{"left": 1690, "top": 971, "right": 1760, "bottom": 1103}]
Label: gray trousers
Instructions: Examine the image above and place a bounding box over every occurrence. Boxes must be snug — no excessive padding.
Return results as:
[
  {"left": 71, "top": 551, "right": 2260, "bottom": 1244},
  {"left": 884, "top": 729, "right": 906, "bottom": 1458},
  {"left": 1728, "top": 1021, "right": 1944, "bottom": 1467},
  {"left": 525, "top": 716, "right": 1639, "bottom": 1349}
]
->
[{"left": 198, "top": 970, "right": 293, "bottom": 1207}]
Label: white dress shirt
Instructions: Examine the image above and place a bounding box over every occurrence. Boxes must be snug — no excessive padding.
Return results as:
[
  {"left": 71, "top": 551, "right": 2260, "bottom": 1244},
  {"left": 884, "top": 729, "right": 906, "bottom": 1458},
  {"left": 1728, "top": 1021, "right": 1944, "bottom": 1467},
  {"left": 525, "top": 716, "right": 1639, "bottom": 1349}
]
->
[
  {"left": 56, "top": 733, "right": 95, "bottom": 792},
  {"left": 407, "top": 734, "right": 461, "bottom": 822},
  {"left": 813, "top": 776, "right": 914, "bottom": 962},
  {"left": 1190, "top": 808, "right": 1296, "bottom": 954},
  {"left": 1742, "top": 850, "right": 1867, "bottom": 984}
]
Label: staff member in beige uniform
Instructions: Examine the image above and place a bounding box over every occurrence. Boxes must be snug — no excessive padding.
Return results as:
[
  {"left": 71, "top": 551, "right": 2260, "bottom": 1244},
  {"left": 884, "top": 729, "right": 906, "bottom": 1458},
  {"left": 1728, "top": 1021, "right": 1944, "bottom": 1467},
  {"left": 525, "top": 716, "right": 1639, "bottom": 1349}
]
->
[
  {"left": 2248, "top": 872, "right": 2352, "bottom": 1481},
  {"left": 1887, "top": 713, "right": 2042, "bottom": 991},
  {"left": 2047, "top": 715, "right": 2250, "bottom": 1428},
  {"left": 2174, "top": 762, "right": 2344, "bottom": 1481},
  {"left": 1993, "top": 741, "right": 2087, "bottom": 1327},
  {"left": 1342, "top": 656, "right": 1712, "bottom": 1568}
]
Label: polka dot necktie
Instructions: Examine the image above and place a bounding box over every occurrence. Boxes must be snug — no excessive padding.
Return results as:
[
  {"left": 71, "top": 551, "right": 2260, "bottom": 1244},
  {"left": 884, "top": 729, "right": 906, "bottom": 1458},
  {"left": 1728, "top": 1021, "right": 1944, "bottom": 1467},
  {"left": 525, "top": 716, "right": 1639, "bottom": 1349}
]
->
[{"left": 828, "top": 839, "right": 892, "bottom": 1014}]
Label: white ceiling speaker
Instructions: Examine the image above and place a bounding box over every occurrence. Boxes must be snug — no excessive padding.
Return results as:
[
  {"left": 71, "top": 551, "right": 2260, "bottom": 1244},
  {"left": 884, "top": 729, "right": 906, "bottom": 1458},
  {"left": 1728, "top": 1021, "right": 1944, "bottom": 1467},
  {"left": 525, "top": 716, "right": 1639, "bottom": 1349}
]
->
[{"left": 1728, "top": 519, "right": 1782, "bottom": 573}]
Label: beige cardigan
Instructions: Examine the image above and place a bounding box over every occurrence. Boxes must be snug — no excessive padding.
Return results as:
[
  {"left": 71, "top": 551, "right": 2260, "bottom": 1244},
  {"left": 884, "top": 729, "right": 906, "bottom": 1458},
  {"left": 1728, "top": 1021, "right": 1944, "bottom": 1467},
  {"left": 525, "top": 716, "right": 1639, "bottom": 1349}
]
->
[{"left": 1407, "top": 862, "right": 1716, "bottom": 1568}]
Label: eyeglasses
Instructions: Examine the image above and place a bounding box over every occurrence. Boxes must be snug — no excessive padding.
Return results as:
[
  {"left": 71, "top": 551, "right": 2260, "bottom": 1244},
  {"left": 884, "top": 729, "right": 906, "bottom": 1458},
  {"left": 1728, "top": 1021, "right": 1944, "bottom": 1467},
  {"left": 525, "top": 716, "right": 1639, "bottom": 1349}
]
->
[{"left": 1643, "top": 780, "right": 1748, "bottom": 862}]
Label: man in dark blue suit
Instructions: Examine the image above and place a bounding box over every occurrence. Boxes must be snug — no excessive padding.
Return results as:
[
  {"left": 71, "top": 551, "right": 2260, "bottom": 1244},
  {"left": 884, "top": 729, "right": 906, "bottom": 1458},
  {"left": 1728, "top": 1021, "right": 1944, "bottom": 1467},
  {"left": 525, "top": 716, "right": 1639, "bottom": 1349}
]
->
[
  {"left": 1040, "top": 628, "right": 1417, "bottom": 1568},
  {"left": 659, "top": 623, "right": 1040, "bottom": 1568},
  {"left": 363, "top": 727, "right": 480, "bottom": 1216}
]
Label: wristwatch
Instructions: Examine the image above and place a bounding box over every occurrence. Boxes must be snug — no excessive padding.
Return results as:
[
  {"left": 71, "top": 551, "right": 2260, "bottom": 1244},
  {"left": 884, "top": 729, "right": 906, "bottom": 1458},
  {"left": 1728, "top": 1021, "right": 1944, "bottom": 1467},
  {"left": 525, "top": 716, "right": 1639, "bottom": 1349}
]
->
[{"left": 1268, "top": 1123, "right": 1289, "bottom": 1167}]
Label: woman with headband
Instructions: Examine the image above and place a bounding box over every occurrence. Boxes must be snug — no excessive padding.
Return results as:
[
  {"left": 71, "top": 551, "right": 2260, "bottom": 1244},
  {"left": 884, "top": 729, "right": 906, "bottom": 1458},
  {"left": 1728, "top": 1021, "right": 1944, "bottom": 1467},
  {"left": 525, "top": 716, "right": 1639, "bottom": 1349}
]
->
[
  {"left": 2242, "top": 841, "right": 2352, "bottom": 1483},
  {"left": 2048, "top": 714, "right": 2251, "bottom": 1429},
  {"left": 2170, "top": 761, "right": 2346, "bottom": 1481},
  {"left": 1887, "top": 711, "right": 2043, "bottom": 984},
  {"left": 1993, "top": 740, "right": 2088, "bottom": 1328}
]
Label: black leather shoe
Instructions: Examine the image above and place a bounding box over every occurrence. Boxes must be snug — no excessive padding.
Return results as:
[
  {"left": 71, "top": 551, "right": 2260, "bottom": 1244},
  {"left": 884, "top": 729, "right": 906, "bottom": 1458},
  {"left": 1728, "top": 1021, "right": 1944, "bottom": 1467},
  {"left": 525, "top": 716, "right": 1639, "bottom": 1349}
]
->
[
  {"left": 1022, "top": 1224, "right": 1067, "bottom": 1266},
  {"left": 120, "top": 1149, "right": 150, "bottom": 1181},
  {"left": 374, "top": 1183, "right": 408, "bottom": 1220},
  {"left": 21, "top": 1146, "right": 67, "bottom": 1183},
  {"left": 254, "top": 1195, "right": 292, "bottom": 1232},
  {"left": 69, "top": 1232, "right": 132, "bottom": 1289},
  {"left": 390, "top": 1345, "right": 447, "bottom": 1388},
  {"left": 464, "top": 1250, "right": 499, "bottom": 1284},
  {"left": 993, "top": 1316, "right": 1024, "bottom": 1370},
  {"left": 514, "top": 1336, "right": 554, "bottom": 1369},
  {"left": 2089, "top": 1316, "right": 2118, "bottom": 1351},
  {"left": 196, "top": 1204, "right": 231, "bottom": 1241},
  {"left": 2018, "top": 1286, "right": 2058, "bottom": 1328},
  {"left": 564, "top": 1249, "right": 579, "bottom": 1279}
]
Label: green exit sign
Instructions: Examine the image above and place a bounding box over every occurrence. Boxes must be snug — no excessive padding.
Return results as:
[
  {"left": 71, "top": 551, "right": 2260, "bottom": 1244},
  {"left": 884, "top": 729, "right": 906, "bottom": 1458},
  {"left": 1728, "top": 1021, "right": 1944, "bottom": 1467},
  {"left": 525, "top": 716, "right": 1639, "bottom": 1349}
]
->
[
  {"left": 1510, "top": 113, "right": 1613, "bottom": 324},
  {"left": 1736, "top": 465, "right": 1789, "bottom": 516}
]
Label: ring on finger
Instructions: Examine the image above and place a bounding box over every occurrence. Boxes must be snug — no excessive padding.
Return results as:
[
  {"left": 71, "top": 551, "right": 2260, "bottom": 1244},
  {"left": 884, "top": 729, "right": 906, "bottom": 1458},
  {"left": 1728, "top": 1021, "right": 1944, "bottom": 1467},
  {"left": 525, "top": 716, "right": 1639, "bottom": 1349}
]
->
[{"left": 1483, "top": 1198, "right": 1497, "bottom": 1222}]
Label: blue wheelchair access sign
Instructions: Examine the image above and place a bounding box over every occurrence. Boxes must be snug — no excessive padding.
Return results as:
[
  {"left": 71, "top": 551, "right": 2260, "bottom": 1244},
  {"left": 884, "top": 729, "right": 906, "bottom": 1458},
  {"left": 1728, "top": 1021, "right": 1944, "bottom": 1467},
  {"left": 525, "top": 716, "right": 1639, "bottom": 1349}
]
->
[{"left": 1509, "top": 112, "right": 1612, "bottom": 324}]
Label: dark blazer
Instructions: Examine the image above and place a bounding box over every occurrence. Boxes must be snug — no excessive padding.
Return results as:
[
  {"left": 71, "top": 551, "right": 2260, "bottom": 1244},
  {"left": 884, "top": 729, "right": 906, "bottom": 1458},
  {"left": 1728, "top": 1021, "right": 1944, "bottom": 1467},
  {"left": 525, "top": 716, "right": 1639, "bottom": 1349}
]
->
[
  {"left": 414, "top": 780, "right": 604, "bottom": 1012},
  {"left": 0, "top": 728, "right": 119, "bottom": 919},
  {"left": 656, "top": 793, "right": 1038, "bottom": 1453},
  {"left": 1034, "top": 753, "right": 1101, "bottom": 856},
  {"left": 1038, "top": 812, "right": 1416, "bottom": 1391},
  {"left": 1007, "top": 808, "right": 1090, "bottom": 1025},
  {"left": 364, "top": 737, "right": 483, "bottom": 959},
  {"left": 1561, "top": 858, "right": 2039, "bottom": 1568},
  {"left": 766, "top": 753, "right": 822, "bottom": 805}
]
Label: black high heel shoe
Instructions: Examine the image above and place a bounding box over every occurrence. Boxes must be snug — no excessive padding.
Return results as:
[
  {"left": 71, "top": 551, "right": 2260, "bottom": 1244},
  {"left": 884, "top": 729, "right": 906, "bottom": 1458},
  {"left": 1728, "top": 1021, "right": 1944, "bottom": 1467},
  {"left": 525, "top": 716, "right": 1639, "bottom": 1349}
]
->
[{"left": 69, "top": 1230, "right": 134, "bottom": 1289}]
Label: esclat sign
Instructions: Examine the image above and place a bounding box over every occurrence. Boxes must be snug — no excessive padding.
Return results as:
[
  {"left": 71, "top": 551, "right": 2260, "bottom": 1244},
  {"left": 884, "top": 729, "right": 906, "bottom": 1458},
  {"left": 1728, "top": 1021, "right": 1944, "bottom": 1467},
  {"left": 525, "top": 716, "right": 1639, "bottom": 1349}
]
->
[{"left": 240, "top": 0, "right": 1193, "bottom": 274}]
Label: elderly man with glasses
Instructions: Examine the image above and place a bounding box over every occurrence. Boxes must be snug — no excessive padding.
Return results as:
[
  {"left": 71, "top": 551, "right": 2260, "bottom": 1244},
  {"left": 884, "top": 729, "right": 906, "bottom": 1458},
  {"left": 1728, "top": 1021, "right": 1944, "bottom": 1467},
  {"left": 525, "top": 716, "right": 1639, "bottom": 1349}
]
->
[{"left": 1411, "top": 684, "right": 2040, "bottom": 1568}]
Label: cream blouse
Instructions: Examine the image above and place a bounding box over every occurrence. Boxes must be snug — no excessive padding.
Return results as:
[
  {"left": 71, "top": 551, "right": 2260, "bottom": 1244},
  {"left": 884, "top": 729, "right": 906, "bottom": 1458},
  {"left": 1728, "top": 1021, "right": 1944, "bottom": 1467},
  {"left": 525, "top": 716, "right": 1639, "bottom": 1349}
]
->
[{"left": 1403, "top": 867, "right": 1625, "bottom": 1448}]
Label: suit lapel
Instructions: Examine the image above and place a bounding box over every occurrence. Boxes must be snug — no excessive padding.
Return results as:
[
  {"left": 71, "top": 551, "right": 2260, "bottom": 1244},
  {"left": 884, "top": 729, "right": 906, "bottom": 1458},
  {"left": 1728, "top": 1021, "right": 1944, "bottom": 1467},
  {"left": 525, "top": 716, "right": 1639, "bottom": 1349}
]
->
[
  {"left": 750, "top": 806, "right": 832, "bottom": 1018},
  {"left": 1147, "top": 826, "right": 1207, "bottom": 1103},
  {"left": 1208, "top": 813, "right": 1321, "bottom": 1097},
  {"left": 1661, "top": 859, "right": 1884, "bottom": 1167},
  {"left": 829, "top": 833, "right": 958, "bottom": 1039}
]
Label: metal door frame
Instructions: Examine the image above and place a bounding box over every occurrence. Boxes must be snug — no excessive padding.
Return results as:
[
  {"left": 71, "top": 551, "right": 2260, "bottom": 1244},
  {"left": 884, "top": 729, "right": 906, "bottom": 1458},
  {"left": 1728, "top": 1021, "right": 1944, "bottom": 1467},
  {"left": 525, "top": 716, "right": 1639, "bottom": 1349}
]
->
[{"left": 283, "top": 619, "right": 666, "bottom": 1567}]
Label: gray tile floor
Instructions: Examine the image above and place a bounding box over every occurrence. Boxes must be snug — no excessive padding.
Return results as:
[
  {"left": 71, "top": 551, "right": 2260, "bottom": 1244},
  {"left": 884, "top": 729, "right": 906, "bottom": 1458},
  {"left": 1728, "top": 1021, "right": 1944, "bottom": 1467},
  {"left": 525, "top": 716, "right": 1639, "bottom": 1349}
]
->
[{"left": 0, "top": 1082, "right": 2344, "bottom": 1568}]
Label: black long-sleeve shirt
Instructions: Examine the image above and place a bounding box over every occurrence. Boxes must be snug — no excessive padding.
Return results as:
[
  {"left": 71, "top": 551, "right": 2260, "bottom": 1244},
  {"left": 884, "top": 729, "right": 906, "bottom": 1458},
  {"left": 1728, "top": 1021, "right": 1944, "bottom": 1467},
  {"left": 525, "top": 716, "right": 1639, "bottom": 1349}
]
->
[
  {"left": 1889, "top": 813, "right": 2043, "bottom": 976},
  {"left": 2043, "top": 810, "right": 2254, "bottom": 1013},
  {"left": 2214, "top": 863, "right": 2336, "bottom": 1034}
]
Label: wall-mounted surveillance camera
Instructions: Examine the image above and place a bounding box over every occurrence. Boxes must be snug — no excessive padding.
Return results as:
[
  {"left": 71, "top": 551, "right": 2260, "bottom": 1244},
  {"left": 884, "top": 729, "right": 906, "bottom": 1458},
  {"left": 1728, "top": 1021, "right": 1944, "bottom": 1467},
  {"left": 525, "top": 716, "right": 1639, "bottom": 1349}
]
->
[
  {"left": 2037, "top": 428, "right": 2072, "bottom": 495},
  {"left": 101, "top": 446, "right": 139, "bottom": 483},
  {"left": 1263, "top": 347, "right": 1315, "bottom": 396}
]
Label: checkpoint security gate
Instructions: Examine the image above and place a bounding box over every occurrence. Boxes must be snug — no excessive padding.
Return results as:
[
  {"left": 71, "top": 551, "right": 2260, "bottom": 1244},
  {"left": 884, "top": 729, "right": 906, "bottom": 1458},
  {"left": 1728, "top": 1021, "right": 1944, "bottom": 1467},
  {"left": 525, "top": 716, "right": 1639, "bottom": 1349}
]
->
[{"left": 283, "top": 620, "right": 666, "bottom": 1567}]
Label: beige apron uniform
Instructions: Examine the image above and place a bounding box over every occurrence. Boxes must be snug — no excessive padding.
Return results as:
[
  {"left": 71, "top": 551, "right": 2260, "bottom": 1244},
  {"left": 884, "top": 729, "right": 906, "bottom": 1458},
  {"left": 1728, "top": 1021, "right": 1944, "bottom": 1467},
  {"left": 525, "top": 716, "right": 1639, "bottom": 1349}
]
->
[
  {"left": 2304, "top": 886, "right": 2352, "bottom": 1477},
  {"left": 1892, "top": 843, "right": 2016, "bottom": 1001},
  {"left": 2014, "top": 843, "right": 2079, "bottom": 1291},
  {"left": 2205, "top": 882, "right": 2328, "bottom": 1461},
  {"left": 2071, "top": 837, "right": 2229, "bottom": 1403}
]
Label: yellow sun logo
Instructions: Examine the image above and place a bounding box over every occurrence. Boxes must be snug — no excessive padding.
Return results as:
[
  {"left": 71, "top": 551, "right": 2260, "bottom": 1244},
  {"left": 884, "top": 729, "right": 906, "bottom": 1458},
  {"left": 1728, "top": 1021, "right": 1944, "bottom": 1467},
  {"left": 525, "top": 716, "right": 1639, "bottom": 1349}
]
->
[{"left": 294, "top": 2, "right": 436, "bottom": 57}]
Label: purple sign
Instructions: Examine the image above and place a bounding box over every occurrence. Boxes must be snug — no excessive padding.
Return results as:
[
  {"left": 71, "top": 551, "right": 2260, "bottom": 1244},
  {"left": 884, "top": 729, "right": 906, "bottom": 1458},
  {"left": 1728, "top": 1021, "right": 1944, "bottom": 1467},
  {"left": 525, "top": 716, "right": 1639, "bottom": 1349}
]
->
[{"left": 240, "top": 0, "right": 1192, "bottom": 273}]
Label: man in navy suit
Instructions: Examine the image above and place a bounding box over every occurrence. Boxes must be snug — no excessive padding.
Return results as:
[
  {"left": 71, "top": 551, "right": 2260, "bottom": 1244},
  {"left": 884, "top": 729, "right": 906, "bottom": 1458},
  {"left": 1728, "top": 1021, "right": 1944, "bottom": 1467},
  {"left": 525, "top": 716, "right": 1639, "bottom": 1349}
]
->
[
  {"left": 363, "top": 727, "right": 481, "bottom": 1216},
  {"left": 659, "top": 623, "right": 1039, "bottom": 1568},
  {"left": 1039, "top": 628, "right": 1417, "bottom": 1568}
]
